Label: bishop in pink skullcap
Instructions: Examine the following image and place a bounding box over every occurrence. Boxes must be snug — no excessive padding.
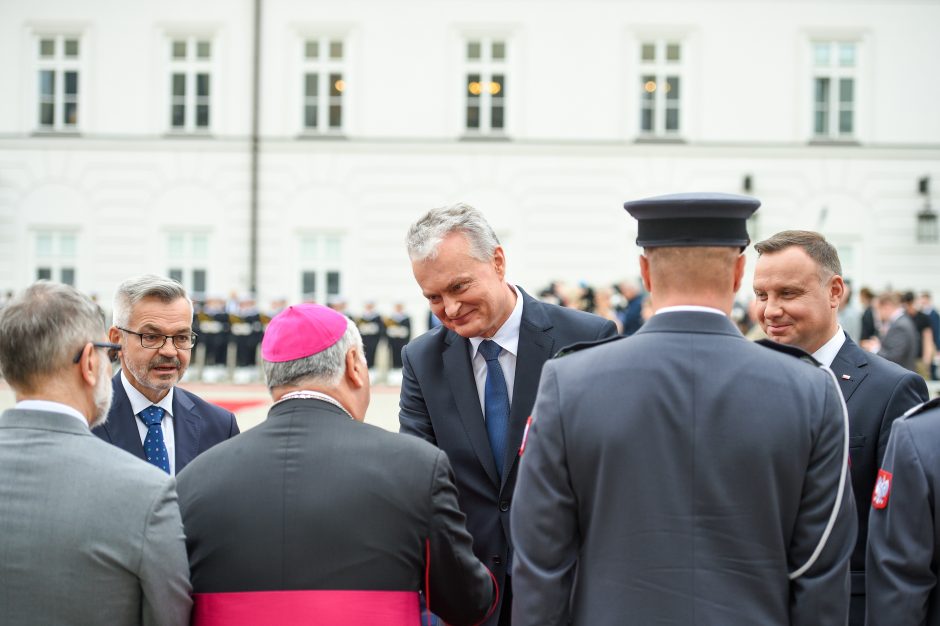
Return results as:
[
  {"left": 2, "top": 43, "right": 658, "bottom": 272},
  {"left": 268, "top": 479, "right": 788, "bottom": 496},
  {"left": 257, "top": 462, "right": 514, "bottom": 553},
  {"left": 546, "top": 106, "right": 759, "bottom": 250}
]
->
[{"left": 261, "top": 303, "right": 348, "bottom": 362}]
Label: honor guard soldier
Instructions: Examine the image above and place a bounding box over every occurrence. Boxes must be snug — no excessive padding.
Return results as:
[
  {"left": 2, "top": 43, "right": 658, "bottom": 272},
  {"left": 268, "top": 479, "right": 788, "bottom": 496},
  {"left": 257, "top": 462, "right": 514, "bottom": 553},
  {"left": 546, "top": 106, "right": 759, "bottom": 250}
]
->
[
  {"left": 198, "top": 295, "right": 231, "bottom": 382},
  {"left": 866, "top": 397, "right": 940, "bottom": 625},
  {"left": 355, "top": 301, "right": 385, "bottom": 382},
  {"left": 385, "top": 303, "right": 411, "bottom": 385},
  {"left": 232, "top": 295, "right": 263, "bottom": 383},
  {"left": 512, "top": 193, "right": 857, "bottom": 626}
]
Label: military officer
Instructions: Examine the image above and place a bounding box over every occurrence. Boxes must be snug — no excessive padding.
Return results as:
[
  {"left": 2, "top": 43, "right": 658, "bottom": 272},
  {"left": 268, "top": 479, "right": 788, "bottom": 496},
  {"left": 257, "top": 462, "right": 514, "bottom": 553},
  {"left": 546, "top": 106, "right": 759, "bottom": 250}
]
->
[
  {"left": 511, "top": 193, "right": 857, "bottom": 625},
  {"left": 866, "top": 397, "right": 940, "bottom": 625},
  {"left": 355, "top": 301, "right": 385, "bottom": 382}
]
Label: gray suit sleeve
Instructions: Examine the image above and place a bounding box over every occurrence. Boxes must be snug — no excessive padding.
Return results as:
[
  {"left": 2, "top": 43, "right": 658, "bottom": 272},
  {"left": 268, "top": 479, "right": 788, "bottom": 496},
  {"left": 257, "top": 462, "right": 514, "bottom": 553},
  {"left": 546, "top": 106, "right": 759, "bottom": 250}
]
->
[
  {"left": 510, "top": 363, "right": 579, "bottom": 626},
  {"left": 398, "top": 346, "right": 437, "bottom": 444},
  {"left": 139, "top": 479, "right": 192, "bottom": 626},
  {"left": 866, "top": 420, "right": 934, "bottom": 625},
  {"left": 875, "top": 373, "right": 929, "bottom": 466},
  {"left": 426, "top": 450, "right": 496, "bottom": 625},
  {"left": 879, "top": 323, "right": 916, "bottom": 366},
  {"left": 789, "top": 374, "right": 857, "bottom": 626}
]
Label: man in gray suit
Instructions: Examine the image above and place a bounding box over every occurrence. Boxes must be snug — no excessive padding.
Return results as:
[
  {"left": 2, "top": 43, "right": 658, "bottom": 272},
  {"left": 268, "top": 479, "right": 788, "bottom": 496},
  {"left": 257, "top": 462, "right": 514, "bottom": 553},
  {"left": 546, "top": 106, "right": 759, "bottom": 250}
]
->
[
  {"left": 0, "top": 281, "right": 191, "bottom": 626},
  {"left": 511, "top": 194, "right": 856, "bottom": 625},
  {"left": 861, "top": 290, "right": 920, "bottom": 373}
]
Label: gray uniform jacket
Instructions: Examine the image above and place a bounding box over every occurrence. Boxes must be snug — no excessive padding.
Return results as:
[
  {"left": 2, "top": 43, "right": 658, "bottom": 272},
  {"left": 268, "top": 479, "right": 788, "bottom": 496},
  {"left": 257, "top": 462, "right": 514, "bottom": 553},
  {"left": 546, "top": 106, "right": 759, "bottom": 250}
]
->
[
  {"left": 0, "top": 408, "right": 192, "bottom": 626},
  {"left": 866, "top": 397, "right": 940, "bottom": 626},
  {"left": 511, "top": 311, "right": 857, "bottom": 625}
]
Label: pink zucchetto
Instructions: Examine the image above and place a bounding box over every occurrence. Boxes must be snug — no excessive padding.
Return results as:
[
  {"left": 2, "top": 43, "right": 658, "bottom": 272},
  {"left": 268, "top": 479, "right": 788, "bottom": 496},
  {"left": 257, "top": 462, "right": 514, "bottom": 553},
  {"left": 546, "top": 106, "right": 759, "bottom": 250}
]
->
[{"left": 261, "top": 303, "right": 347, "bottom": 363}]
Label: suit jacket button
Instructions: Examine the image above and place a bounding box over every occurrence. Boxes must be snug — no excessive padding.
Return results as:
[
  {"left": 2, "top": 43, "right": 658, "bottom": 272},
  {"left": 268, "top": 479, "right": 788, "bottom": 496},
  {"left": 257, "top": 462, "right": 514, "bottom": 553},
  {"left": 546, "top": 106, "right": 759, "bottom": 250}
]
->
[
  {"left": 499, "top": 501, "right": 510, "bottom": 512},
  {"left": 493, "top": 555, "right": 502, "bottom": 565}
]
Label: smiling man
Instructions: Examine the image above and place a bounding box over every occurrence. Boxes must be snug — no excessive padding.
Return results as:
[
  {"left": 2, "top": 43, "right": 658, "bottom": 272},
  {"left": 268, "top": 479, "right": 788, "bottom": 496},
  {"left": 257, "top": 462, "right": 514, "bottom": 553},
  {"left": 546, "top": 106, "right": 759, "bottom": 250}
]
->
[
  {"left": 752, "top": 230, "right": 928, "bottom": 626},
  {"left": 93, "top": 274, "right": 239, "bottom": 474},
  {"left": 400, "top": 203, "right": 618, "bottom": 625}
]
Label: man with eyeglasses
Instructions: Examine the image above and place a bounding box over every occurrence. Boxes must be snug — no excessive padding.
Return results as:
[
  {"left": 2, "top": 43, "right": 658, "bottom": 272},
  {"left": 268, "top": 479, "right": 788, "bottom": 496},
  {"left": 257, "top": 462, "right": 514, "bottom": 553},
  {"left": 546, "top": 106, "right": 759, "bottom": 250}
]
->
[
  {"left": 0, "top": 281, "right": 192, "bottom": 624},
  {"left": 93, "top": 274, "right": 239, "bottom": 474}
]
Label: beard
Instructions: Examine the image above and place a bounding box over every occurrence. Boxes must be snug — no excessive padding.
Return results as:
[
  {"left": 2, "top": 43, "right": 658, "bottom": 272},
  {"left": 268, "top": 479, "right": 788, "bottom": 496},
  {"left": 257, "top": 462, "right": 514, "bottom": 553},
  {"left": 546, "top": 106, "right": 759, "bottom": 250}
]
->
[{"left": 89, "top": 361, "right": 113, "bottom": 429}]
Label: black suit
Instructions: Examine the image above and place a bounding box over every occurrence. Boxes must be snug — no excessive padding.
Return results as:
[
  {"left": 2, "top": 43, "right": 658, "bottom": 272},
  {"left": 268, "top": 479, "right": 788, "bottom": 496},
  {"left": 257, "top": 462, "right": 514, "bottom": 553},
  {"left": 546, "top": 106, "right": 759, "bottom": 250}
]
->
[
  {"left": 93, "top": 373, "right": 240, "bottom": 473},
  {"left": 399, "top": 287, "right": 617, "bottom": 624},
  {"left": 830, "top": 335, "right": 929, "bottom": 625}
]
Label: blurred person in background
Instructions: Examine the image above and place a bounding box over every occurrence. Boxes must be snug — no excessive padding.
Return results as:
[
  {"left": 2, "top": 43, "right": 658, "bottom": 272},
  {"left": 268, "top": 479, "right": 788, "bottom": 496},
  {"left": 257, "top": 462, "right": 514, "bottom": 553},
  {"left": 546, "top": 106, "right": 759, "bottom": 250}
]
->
[
  {"left": 902, "top": 290, "right": 935, "bottom": 379},
  {"left": 861, "top": 291, "right": 920, "bottom": 373},
  {"left": 838, "top": 278, "right": 863, "bottom": 341}
]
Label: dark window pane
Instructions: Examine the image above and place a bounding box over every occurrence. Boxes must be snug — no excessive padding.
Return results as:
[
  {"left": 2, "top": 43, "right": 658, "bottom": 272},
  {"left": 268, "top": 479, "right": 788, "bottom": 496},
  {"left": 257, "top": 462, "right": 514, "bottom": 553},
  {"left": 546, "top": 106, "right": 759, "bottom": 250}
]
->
[
  {"left": 302, "top": 271, "right": 317, "bottom": 298},
  {"left": 466, "top": 105, "right": 480, "bottom": 129},
  {"left": 492, "top": 73, "right": 505, "bottom": 97},
  {"left": 197, "top": 73, "right": 210, "bottom": 97},
  {"left": 467, "top": 73, "right": 481, "bottom": 97},
  {"left": 172, "top": 73, "right": 186, "bottom": 96},
  {"left": 40, "top": 103, "right": 54, "bottom": 126},
  {"left": 666, "top": 43, "right": 680, "bottom": 62},
  {"left": 467, "top": 41, "right": 481, "bottom": 60},
  {"left": 492, "top": 41, "right": 506, "bottom": 60},
  {"left": 642, "top": 75, "right": 656, "bottom": 99},
  {"left": 305, "top": 105, "right": 318, "bottom": 128},
  {"left": 193, "top": 269, "right": 206, "bottom": 293},
  {"left": 491, "top": 105, "right": 504, "bottom": 129},
  {"left": 169, "top": 268, "right": 184, "bottom": 283},
  {"left": 329, "top": 73, "right": 342, "bottom": 96},
  {"left": 40, "top": 70, "right": 54, "bottom": 96},
  {"left": 196, "top": 105, "right": 209, "bottom": 127},
  {"left": 329, "top": 105, "right": 342, "bottom": 128},
  {"left": 40, "top": 39, "right": 55, "bottom": 58},
  {"left": 196, "top": 41, "right": 211, "bottom": 59},
  {"left": 64, "top": 39, "right": 79, "bottom": 58},
  {"left": 641, "top": 108, "right": 653, "bottom": 132},
  {"left": 64, "top": 71, "right": 78, "bottom": 95},
  {"left": 839, "top": 78, "right": 854, "bottom": 103},
  {"left": 814, "top": 111, "right": 827, "bottom": 135},
  {"left": 815, "top": 77, "right": 829, "bottom": 105},
  {"left": 666, "top": 108, "right": 679, "bottom": 131},
  {"left": 60, "top": 268, "right": 75, "bottom": 285},
  {"left": 666, "top": 76, "right": 679, "bottom": 100},
  {"left": 641, "top": 43, "right": 655, "bottom": 61},
  {"left": 305, "top": 73, "right": 318, "bottom": 96},
  {"left": 64, "top": 102, "right": 77, "bottom": 126},
  {"left": 171, "top": 104, "right": 185, "bottom": 127},
  {"left": 37, "top": 267, "right": 52, "bottom": 280},
  {"left": 172, "top": 40, "right": 186, "bottom": 59},
  {"left": 305, "top": 40, "right": 319, "bottom": 59},
  {"left": 329, "top": 40, "right": 343, "bottom": 59},
  {"left": 839, "top": 111, "right": 853, "bottom": 134},
  {"left": 326, "top": 271, "right": 341, "bottom": 296}
]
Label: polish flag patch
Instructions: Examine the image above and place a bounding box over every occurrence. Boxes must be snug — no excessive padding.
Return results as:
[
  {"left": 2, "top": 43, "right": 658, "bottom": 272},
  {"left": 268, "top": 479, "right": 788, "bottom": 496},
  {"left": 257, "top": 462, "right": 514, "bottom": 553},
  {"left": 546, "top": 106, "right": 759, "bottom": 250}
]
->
[
  {"left": 872, "top": 469, "right": 893, "bottom": 509},
  {"left": 519, "top": 416, "right": 533, "bottom": 457}
]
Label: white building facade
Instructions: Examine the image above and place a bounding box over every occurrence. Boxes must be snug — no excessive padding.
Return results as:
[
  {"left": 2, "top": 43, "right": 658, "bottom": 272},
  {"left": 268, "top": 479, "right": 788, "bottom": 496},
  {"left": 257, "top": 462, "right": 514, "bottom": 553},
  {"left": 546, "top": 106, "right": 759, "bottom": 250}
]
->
[{"left": 0, "top": 0, "right": 938, "bottom": 325}]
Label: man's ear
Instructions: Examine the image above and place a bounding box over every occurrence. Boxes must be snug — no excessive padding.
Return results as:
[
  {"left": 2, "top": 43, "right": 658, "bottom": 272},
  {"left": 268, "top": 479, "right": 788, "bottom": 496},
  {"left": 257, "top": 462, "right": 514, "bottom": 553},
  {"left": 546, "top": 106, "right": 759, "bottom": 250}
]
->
[
  {"left": 732, "top": 254, "right": 746, "bottom": 293},
  {"left": 345, "top": 348, "right": 367, "bottom": 389},
  {"left": 639, "top": 255, "right": 652, "bottom": 292},
  {"left": 77, "top": 344, "right": 99, "bottom": 388},
  {"left": 829, "top": 275, "right": 846, "bottom": 308},
  {"left": 493, "top": 245, "right": 506, "bottom": 279}
]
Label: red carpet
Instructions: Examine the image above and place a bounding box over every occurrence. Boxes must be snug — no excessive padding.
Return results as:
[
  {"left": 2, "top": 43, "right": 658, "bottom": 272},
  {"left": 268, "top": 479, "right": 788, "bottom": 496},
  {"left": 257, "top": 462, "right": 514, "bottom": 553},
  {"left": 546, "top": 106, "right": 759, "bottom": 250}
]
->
[{"left": 205, "top": 399, "right": 269, "bottom": 413}]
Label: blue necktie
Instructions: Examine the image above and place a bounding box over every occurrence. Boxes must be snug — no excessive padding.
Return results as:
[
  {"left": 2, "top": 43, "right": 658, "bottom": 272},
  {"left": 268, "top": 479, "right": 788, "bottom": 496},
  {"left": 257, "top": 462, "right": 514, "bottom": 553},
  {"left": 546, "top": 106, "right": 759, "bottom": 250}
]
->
[
  {"left": 479, "top": 340, "right": 510, "bottom": 477},
  {"left": 139, "top": 406, "right": 170, "bottom": 474}
]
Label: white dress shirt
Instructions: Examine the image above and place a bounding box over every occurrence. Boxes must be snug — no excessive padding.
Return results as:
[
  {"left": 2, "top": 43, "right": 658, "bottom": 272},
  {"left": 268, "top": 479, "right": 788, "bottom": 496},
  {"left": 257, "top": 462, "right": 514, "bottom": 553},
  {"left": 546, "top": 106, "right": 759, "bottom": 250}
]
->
[
  {"left": 655, "top": 305, "right": 728, "bottom": 317},
  {"left": 14, "top": 400, "right": 88, "bottom": 427},
  {"left": 812, "top": 326, "right": 847, "bottom": 368},
  {"left": 121, "top": 371, "right": 177, "bottom": 475},
  {"left": 469, "top": 283, "right": 523, "bottom": 417}
]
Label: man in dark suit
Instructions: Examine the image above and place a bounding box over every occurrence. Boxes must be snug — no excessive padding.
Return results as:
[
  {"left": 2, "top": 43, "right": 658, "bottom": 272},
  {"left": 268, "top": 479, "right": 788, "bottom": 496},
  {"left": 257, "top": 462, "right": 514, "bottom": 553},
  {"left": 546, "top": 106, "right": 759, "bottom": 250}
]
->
[
  {"left": 512, "top": 194, "right": 856, "bottom": 625},
  {"left": 177, "top": 303, "right": 496, "bottom": 625},
  {"left": 93, "top": 275, "right": 239, "bottom": 474},
  {"left": 400, "top": 203, "right": 618, "bottom": 625},
  {"left": 752, "top": 230, "right": 928, "bottom": 626}
]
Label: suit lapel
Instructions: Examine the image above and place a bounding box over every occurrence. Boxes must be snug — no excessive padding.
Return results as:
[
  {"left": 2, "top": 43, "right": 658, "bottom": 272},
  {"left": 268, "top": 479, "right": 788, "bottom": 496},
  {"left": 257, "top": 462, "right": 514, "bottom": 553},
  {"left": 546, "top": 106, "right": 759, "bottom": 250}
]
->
[
  {"left": 105, "top": 375, "right": 147, "bottom": 461},
  {"left": 830, "top": 336, "right": 869, "bottom": 404},
  {"left": 502, "top": 294, "right": 554, "bottom": 486},
  {"left": 172, "top": 389, "right": 200, "bottom": 472}
]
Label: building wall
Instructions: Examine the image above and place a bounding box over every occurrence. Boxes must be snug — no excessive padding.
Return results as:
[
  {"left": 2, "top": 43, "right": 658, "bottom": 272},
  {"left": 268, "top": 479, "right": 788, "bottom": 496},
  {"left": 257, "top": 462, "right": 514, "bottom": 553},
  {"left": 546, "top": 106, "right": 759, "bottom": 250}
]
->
[{"left": 0, "top": 0, "right": 938, "bottom": 326}]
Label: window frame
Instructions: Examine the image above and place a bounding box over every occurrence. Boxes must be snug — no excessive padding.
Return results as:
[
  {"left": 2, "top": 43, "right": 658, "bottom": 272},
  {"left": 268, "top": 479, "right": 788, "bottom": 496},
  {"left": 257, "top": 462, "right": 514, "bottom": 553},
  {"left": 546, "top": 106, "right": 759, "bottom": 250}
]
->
[
  {"left": 810, "top": 40, "right": 859, "bottom": 142},
  {"left": 462, "top": 36, "right": 510, "bottom": 138},
  {"left": 636, "top": 39, "right": 684, "bottom": 140},
  {"left": 165, "top": 230, "right": 210, "bottom": 296},
  {"left": 166, "top": 35, "right": 215, "bottom": 134},
  {"left": 35, "top": 33, "right": 83, "bottom": 133},
  {"left": 297, "top": 232, "right": 345, "bottom": 304},
  {"left": 299, "top": 36, "right": 347, "bottom": 136}
]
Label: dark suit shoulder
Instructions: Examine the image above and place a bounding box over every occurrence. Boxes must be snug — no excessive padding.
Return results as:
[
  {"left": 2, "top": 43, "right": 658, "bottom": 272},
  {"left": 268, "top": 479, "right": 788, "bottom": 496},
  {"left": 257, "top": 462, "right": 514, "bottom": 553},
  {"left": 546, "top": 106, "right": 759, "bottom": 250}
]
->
[
  {"left": 535, "top": 298, "right": 617, "bottom": 332},
  {"left": 755, "top": 338, "right": 821, "bottom": 366},
  {"left": 175, "top": 386, "right": 234, "bottom": 420},
  {"left": 554, "top": 334, "right": 625, "bottom": 358},
  {"left": 899, "top": 397, "right": 940, "bottom": 423}
]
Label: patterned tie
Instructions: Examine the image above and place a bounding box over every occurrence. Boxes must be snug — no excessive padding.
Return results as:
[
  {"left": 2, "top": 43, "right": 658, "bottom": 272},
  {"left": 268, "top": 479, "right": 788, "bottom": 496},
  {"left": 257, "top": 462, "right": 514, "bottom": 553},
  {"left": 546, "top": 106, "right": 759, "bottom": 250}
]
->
[
  {"left": 479, "top": 340, "right": 510, "bottom": 478},
  {"left": 139, "top": 406, "right": 170, "bottom": 474}
]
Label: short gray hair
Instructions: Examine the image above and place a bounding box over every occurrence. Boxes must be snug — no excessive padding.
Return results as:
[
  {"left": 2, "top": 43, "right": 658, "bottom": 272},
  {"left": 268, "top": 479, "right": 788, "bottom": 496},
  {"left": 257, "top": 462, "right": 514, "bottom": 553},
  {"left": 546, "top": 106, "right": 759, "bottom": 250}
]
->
[
  {"left": 406, "top": 202, "right": 501, "bottom": 262},
  {"left": 263, "top": 317, "right": 364, "bottom": 389},
  {"left": 112, "top": 274, "right": 192, "bottom": 327},
  {"left": 0, "top": 281, "right": 107, "bottom": 392}
]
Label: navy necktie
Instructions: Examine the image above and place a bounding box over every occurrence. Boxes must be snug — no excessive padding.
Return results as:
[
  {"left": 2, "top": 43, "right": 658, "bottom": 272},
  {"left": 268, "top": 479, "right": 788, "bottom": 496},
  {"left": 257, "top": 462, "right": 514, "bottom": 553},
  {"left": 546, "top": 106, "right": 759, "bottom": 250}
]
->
[
  {"left": 479, "top": 340, "right": 510, "bottom": 477},
  {"left": 139, "top": 406, "right": 170, "bottom": 474}
]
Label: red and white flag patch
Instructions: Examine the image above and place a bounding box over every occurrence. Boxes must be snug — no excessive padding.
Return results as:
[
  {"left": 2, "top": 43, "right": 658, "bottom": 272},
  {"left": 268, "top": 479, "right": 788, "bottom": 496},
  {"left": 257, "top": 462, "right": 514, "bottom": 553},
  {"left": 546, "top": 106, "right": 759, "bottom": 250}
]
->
[
  {"left": 872, "top": 469, "right": 893, "bottom": 509},
  {"left": 519, "top": 416, "right": 533, "bottom": 457}
]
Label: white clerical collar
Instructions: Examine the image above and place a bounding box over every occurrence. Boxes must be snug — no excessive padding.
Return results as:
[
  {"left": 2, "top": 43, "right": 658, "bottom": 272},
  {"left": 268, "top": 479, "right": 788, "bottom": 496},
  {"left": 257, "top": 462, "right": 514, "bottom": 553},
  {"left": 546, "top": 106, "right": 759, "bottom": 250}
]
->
[
  {"left": 121, "top": 370, "right": 175, "bottom": 417},
  {"left": 470, "top": 283, "right": 523, "bottom": 357},
  {"left": 273, "top": 390, "right": 354, "bottom": 420},
  {"left": 812, "top": 326, "right": 847, "bottom": 368},
  {"left": 14, "top": 400, "right": 88, "bottom": 427},
  {"left": 655, "top": 305, "right": 727, "bottom": 317}
]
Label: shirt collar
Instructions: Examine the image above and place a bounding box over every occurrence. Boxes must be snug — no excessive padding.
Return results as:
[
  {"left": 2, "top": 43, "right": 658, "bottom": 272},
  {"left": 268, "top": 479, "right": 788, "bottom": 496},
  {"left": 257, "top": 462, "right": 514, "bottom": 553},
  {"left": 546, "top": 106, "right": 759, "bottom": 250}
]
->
[
  {"left": 812, "top": 326, "right": 847, "bottom": 367},
  {"left": 14, "top": 400, "right": 88, "bottom": 427},
  {"left": 655, "top": 305, "right": 727, "bottom": 317},
  {"left": 469, "top": 283, "right": 523, "bottom": 357},
  {"left": 121, "top": 369, "right": 175, "bottom": 417}
]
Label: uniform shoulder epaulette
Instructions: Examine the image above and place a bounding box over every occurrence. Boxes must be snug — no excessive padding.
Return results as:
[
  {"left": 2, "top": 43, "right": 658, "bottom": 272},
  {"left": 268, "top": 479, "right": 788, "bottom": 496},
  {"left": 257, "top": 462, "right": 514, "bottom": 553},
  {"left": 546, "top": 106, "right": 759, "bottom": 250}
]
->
[
  {"left": 755, "top": 339, "right": 821, "bottom": 367},
  {"left": 553, "top": 334, "right": 625, "bottom": 359},
  {"left": 900, "top": 396, "right": 940, "bottom": 420}
]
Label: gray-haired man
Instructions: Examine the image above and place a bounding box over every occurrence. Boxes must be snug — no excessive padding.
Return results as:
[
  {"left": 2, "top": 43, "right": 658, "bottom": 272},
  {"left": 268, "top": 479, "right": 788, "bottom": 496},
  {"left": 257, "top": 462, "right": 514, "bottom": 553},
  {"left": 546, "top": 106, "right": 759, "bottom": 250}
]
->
[
  {"left": 93, "top": 274, "right": 239, "bottom": 474},
  {"left": 0, "top": 281, "right": 191, "bottom": 625}
]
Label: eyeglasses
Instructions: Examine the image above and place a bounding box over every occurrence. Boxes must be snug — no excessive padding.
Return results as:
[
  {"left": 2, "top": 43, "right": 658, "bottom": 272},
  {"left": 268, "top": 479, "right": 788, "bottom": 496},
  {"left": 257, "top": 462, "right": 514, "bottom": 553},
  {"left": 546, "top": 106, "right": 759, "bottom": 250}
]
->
[
  {"left": 117, "top": 327, "right": 197, "bottom": 350},
  {"left": 72, "top": 342, "right": 123, "bottom": 364}
]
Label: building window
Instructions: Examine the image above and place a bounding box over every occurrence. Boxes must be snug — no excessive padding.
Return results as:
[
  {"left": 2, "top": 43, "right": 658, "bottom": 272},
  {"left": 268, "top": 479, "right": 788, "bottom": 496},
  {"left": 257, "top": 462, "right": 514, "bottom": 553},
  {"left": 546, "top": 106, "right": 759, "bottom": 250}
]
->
[
  {"left": 167, "top": 232, "right": 208, "bottom": 295},
  {"left": 637, "top": 40, "right": 682, "bottom": 138},
  {"left": 36, "top": 35, "right": 81, "bottom": 131},
  {"left": 812, "top": 41, "right": 856, "bottom": 140},
  {"left": 168, "top": 37, "right": 212, "bottom": 132},
  {"left": 464, "top": 38, "right": 507, "bottom": 135},
  {"left": 299, "top": 234, "right": 343, "bottom": 303},
  {"left": 302, "top": 38, "right": 345, "bottom": 134},
  {"left": 34, "top": 231, "right": 77, "bottom": 285}
]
